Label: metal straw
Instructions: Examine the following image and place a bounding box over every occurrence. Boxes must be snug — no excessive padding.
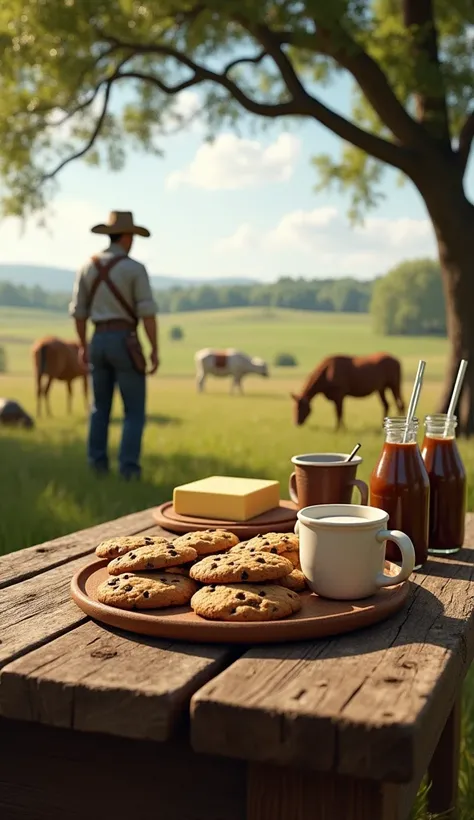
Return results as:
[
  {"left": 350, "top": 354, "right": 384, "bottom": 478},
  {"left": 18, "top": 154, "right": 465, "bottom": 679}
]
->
[
  {"left": 403, "top": 360, "right": 426, "bottom": 443},
  {"left": 444, "top": 359, "right": 468, "bottom": 437},
  {"left": 346, "top": 443, "right": 361, "bottom": 462}
]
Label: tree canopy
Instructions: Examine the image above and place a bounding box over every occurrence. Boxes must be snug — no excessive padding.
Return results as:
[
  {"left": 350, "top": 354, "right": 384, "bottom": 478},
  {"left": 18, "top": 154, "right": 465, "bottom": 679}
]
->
[
  {"left": 370, "top": 257, "right": 446, "bottom": 336},
  {"left": 0, "top": 1, "right": 472, "bottom": 219}
]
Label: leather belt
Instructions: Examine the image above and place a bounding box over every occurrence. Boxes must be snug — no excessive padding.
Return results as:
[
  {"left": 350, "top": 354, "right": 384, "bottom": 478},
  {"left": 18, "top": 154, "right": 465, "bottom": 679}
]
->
[{"left": 93, "top": 319, "right": 135, "bottom": 333}]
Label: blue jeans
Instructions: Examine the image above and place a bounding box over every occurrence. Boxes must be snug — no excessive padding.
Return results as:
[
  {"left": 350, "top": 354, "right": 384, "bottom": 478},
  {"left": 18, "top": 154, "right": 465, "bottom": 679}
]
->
[{"left": 88, "top": 330, "right": 146, "bottom": 478}]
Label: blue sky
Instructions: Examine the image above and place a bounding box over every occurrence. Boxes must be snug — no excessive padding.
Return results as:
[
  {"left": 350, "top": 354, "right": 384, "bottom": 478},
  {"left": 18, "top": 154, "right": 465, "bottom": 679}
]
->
[{"left": 1, "top": 72, "right": 472, "bottom": 283}]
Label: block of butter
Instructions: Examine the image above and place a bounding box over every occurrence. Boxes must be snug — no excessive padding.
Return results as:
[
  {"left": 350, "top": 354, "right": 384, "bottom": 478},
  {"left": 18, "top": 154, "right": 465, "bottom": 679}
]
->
[{"left": 173, "top": 476, "right": 280, "bottom": 522}]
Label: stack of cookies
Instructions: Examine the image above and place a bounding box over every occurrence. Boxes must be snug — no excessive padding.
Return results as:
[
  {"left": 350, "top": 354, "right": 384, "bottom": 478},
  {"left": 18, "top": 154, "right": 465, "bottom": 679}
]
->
[
  {"left": 94, "top": 529, "right": 306, "bottom": 623},
  {"left": 189, "top": 532, "right": 304, "bottom": 622}
]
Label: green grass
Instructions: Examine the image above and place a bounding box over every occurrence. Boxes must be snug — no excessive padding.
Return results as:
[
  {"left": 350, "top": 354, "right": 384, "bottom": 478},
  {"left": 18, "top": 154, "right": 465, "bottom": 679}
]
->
[{"left": 0, "top": 305, "right": 473, "bottom": 818}]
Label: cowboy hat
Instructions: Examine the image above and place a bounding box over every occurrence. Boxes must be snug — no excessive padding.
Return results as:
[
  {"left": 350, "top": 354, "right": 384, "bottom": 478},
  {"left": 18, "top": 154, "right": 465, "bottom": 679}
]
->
[{"left": 91, "top": 211, "right": 151, "bottom": 238}]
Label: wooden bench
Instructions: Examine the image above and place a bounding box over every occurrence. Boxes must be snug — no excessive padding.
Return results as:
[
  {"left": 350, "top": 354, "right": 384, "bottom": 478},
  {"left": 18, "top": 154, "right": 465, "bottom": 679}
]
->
[{"left": 1, "top": 508, "right": 473, "bottom": 819}]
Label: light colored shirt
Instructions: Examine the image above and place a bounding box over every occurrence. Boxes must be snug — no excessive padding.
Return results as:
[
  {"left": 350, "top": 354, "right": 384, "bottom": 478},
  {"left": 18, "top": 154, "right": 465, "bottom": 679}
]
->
[{"left": 69, "top": 243, "right": 158, "bottom": 323}]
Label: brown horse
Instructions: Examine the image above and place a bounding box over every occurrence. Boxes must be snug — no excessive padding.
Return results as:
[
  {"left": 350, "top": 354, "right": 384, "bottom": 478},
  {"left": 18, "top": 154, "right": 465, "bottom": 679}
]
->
[
  {"left": 32, "top": 336, "right": 89, "bottom": 417},
  {"left": 291, "top": 353, "right": 405, "bottom": 429}
]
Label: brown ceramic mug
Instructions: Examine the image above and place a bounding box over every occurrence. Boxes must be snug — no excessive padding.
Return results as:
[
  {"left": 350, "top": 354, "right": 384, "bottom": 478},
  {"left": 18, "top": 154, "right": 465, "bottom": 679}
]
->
[{"left": 289, "top": 453, "right": 369, "bottom": 509}]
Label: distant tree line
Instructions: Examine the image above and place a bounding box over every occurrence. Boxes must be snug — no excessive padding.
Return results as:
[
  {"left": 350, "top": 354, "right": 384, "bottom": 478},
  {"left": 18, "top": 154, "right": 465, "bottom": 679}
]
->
[
  {"left": 0, "top": 281, "right": 69, "bottom": 311},
  {"left": 0, "top": 260, "right": 448, "bottom": 338},
  {"left": 0, "top": 276, "right": 373, "bottom": 314},
  {"left": 154, "top": 277, "right": 373, "bottom": 313}
]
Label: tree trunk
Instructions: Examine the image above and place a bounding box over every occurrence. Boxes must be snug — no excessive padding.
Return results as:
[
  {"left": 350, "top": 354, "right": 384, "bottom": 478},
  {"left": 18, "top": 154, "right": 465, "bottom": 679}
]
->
[{"left": 417, "top": 163, "right": 474, "bottom": 436}]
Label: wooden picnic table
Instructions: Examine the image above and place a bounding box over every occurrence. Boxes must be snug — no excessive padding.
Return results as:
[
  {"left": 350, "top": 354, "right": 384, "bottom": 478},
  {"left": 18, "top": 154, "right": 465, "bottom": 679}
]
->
[{"left": 1, "top": 508, "right": 474, "bottom": 820}]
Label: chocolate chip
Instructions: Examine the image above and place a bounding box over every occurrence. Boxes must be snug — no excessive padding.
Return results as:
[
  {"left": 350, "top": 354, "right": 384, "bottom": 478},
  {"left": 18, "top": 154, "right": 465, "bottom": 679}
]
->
[
  {"left": 144, "top": 538, "right": 154, "bottom": 544},
  {"left": 146, "top": 562, "right": 155, "bottom": 569},
  {"left": 241, "top": 571, "right": 249, "bottom": 580},
  {"left": 282, "top": 537, "right": 289, "bottom": 542},
  {"left": 143, "top": 590, "right": 150, "bottom": 598},
  {"left": 210, "top": 563, "right": 218, "bottom": 569},
  {"left": 108, "top": 579, "right": 118, "bottom": 586},
  {"left": 124, "top": 584, "right": 133, "bottom": 592},
  {"left": 169, "top": 549, "right": 178, "bottom": 556},
  {"left": 231, "top": 608, "right": 237, "bottom": 614},
  {"left": 123, "top": 574, "right": 130, "bottom": 579},
  {"left": 236, "top": 592, "right": 246, "bottom": 600},
  {"left": 256, "top": 557, "right": 265, "bottom": 564},
  {"left": 258, "top": 591, "right": 266, "bottom": 597},
  {"left": 228, "top": 561, "right": 235, "bottom": 566},
  {"left": 272, "top": 605, "right": 278, "bottom": 612},
  {"left": 270, "top": 547, "right": 277, "bottom": 554}
]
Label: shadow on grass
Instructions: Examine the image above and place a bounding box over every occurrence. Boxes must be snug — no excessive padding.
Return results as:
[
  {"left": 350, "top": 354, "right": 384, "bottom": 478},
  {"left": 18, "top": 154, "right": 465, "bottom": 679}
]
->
[
  {"left": 0, "top": 433, "right": 261, "bottom": 555},
  {"left": 108, "top": 413, "right": 182, "bottom": 427}
]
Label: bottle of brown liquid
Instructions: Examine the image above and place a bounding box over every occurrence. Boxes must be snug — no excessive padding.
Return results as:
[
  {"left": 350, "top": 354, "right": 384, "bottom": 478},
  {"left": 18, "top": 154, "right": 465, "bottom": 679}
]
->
[
  {"left": 370, "top": 417, "right": 430, "bottom": 569},
  {"left": 421, "top": 414, "right": 466, "bottom": 555}
]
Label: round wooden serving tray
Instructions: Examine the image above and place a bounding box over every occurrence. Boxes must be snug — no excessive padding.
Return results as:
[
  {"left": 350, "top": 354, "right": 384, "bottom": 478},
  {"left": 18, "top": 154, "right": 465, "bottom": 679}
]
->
[
  {"left": 152, "top": 500, "right": 298, "bottom": 538},
  {"left": 71, "top": 559, "right": 411, "bottom": 645}
]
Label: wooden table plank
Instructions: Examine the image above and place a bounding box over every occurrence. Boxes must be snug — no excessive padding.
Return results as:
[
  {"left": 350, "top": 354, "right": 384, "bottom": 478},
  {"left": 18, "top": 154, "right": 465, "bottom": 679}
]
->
[
  {"left": 0, "top": 507, "right": 164, "bottom": 589},
  {"left": 0, "top": 620, "right": 236, "bottom": 742},
  {"left": 0, "top": 554, "right": 91, "bottom": 668},
  {"left": 191, "top": 520, "right": 474, "bottom": 784}
]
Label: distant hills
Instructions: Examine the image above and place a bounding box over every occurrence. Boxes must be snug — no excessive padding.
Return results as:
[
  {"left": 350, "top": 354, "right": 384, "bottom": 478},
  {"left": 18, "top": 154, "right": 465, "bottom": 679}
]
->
[{"left": 0, "top": 264, "right": 258, "bottom": 293}]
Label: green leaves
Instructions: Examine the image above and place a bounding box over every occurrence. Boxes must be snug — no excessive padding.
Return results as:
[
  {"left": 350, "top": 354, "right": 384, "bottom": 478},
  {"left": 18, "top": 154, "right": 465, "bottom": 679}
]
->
[{"left": 0, "top": 0, "right": 472, "bottom": 218}]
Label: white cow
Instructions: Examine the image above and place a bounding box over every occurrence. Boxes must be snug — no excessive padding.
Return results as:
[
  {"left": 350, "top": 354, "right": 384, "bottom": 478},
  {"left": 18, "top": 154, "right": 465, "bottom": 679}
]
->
[{"left": 194, "top": 348, "right": 269, "bottom": 394}]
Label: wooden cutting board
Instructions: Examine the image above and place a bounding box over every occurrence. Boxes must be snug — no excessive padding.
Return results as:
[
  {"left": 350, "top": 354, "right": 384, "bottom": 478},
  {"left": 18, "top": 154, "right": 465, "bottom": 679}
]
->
[
  {"left": 152, "top": 500, "right": 298, "bottom": 538},
  {"left": 70, "top": 559, "right": 411, "bottom": 645}
]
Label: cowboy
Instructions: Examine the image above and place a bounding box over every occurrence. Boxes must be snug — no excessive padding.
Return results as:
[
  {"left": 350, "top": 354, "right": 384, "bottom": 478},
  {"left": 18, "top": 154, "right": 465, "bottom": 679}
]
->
[{"left": 69, "top": 211, "right": 159, "bottom": 480}]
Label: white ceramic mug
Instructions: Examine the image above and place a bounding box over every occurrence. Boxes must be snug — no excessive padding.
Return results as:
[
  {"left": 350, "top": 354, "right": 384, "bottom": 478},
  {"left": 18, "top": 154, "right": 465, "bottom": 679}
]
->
[{"left": 295, "top": 503, "right": 415, "bottom": 600}]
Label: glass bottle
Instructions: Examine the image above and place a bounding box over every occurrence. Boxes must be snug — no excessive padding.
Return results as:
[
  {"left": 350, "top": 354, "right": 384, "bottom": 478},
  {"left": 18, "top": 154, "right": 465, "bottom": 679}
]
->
[
  {"left": 421, "top": 414, "right": 466, "bottom": 554},
  {"left": 370, "top": 417, "right": 430, "bottom": 570}
]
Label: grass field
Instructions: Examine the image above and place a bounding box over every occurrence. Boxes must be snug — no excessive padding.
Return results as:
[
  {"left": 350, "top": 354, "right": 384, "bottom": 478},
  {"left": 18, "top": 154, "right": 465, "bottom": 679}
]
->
[{"left": 1, "top": 304, "right": 474, "bottom": 818}]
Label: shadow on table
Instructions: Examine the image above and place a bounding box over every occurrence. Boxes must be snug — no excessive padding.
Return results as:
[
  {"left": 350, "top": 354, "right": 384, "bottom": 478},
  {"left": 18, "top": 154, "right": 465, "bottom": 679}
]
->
[{"left": 0, "top": 433, "right": 262, "bottom": 555}]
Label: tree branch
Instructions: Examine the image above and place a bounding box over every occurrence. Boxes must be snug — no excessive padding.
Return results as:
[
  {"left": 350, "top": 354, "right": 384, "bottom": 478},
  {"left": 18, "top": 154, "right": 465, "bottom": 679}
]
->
[
  {"left": 41, "top": 80, "right": 113, "bottom": 182},
  {"left": 230, "top": 20, "right": 417, "bottom": 172},
  {"left": 459, "top": 109, "right": 474, "bottom": 172},
  {"left": 100, "top": 33, "right": 415, "bottom": 171},
  {"left": 264, "top": 23, "right": 425, "bottom": 150},
  {"left": 223, "top": 51, "right": 267, "bottom": 76}
]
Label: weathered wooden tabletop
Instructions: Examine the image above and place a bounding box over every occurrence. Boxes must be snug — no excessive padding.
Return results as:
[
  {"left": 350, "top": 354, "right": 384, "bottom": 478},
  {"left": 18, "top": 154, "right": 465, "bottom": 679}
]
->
[{"left": 1, "top": 509, "right": 474, "bottom": 820}]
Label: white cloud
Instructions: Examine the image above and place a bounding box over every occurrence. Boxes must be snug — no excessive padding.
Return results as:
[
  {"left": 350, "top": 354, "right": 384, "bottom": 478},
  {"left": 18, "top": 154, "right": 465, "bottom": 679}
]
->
[
  {"left": 264, "top": 207, "right": 339, "bottom": 250},
  {"left": 166, "top": 132, "right": 300, "bottom": 190},
  {"left": 214, "top": 223, "right": 260, "bottom": 253},
  {"left": 214, "top": 208, "right": 436, "bottom": 277}
]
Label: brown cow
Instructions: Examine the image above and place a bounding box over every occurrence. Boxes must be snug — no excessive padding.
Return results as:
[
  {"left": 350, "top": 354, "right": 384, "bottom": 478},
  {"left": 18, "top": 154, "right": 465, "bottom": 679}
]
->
[
  {"left": 32, "top": 336, "right": 89, "bottom": 417},
  {"left": 291, "top": 353, "right": 405, "bottom": 430}
]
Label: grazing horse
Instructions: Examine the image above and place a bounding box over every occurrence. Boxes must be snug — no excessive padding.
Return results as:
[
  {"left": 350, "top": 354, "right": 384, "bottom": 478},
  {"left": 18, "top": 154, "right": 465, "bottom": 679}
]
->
[
  {"left": 194, "top": 348, "right": 269, "bottom": 394},
  {"left": 0, "top": 398, "right": 34, "bottom": 428},
  {"left": 291, "top": 353, "right": 405, "bottom": 429},
  {"left": 32, "top": 336, "right": 89, "bottom": 417}
]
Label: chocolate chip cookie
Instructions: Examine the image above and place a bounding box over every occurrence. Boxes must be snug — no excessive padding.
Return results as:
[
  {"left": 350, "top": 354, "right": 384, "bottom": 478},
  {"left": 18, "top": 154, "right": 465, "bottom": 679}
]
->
[
  {"left": 191, "top": 583, "right": 301, "bottom": 621},
  {"left": 96, "top": 535, "right": 172, "bottom": 560},
  {"left": 190, "top": 548, "right": 293, "bottom": 584},
  {"left": 173, "top": 529, "right": 239, "bottom": 556},
  {"left": 230, "top": 532, "right": 299, "bottom": 557},
  {"left": 107, "top": 541, "right": 197, "bottom": 575},
  {"left": 279, "top": 569, "right": 307, "bottom": 592},
  {"left": 97, "top": 572, "right": 197, "bottom": 610}
]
